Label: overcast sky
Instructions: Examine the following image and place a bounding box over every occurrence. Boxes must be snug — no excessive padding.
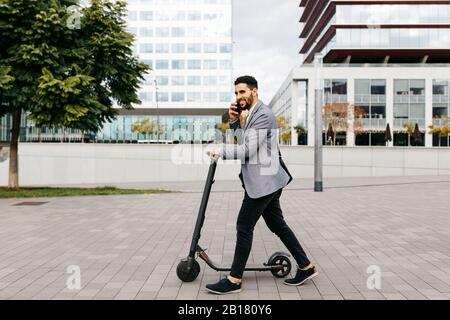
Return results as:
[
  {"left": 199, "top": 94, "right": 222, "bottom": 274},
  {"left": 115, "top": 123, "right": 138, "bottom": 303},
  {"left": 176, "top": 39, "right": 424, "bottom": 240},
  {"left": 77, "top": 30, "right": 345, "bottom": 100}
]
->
[{"left": 232, "top": 0, "right": 302, "bottom": 103}]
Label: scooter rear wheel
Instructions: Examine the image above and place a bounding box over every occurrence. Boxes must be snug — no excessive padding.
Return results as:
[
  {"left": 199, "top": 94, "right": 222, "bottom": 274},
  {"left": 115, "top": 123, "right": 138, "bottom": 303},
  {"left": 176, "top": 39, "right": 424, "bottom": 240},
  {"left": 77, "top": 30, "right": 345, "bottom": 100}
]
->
[
  {"left": 268, "top": 255, "right": 292, "bottom": 278},
  {"left": 177, "top": 259, "right": 201, "bottom": 282}
]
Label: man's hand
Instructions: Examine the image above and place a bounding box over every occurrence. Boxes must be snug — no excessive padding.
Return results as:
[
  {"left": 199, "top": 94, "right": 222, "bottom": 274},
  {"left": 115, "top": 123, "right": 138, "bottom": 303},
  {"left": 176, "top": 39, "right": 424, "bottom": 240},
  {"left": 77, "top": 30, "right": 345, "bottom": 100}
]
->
[
  {"left": 208, "top": 148, "right": 220, "bottom": 161},
  {"left": 229, "top": 102, "right": 240, "bottom": 122}
]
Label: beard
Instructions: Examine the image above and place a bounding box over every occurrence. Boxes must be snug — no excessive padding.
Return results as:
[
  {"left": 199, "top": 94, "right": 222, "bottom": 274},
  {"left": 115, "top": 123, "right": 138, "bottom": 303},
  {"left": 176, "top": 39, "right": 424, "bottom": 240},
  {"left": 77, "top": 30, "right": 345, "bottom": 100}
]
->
[{"left": 238, "top": 96, "right": 254, "bottom": 111}]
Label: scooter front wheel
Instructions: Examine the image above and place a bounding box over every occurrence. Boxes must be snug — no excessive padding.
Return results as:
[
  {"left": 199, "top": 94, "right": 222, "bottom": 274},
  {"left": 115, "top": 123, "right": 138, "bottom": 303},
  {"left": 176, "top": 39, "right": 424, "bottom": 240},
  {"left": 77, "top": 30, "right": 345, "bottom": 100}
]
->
[
  {"left": 177, "top": 259, "right": 201, "bottom": 282},
  {"left": 268, "top": 254, "right": 292, "bottom": 278}
]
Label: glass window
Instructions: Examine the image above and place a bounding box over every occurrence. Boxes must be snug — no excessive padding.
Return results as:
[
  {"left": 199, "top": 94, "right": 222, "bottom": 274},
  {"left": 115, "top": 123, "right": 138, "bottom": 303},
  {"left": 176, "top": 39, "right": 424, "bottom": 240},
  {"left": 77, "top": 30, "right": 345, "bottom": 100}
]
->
[
  {"left": 171, "top": 60, "right": 185, "bottom": 69},
  {"left": 172, "top": 10, "right": 185, "bottom": 21},
  {"left": 220, "top": 92, "right": 231, "bottom": 102},
  {"left": 155, "top": 76, "right": 168, "bottom": 86},
  {"left": 155, "top": 43, "right": 169, "bottom": 53},
  {"left": 219, "top": 60, "right": 231, "bottom": 69},
  {"left": 433, "top": 80, "right": 448, "bottom": 95},
  {"left": 371, "top": 80, "right": 386, "bottom": 95},
  {"left": 203, "top": 76, "right": 217, "bottom": 86},
  {"left": 140, "top": 27, "right": 153, "bottom": 37},
  {"left": 220, "top": 43, "right": 232, "bottom": 53},
  {"left": 410, "top": 80, "right": 425, "bottom": 95},
  {"left": 172, "top": 43, "right": 185, "bottom": 53},
  {"left": 140, "top": 43, "right": 153, "bottom": 53},
  {"left": 157, "top": 92, "right": 169, "bottom": 102},
  {"left": 204, "top": 92, "right": 217, "bottom": 102},
  {"left": 187, "top": 76, "right": 201, "bottom": 86},
  {"left": 410, "top": 104, "right": 425, "bottom": 119},
  {"left": 204, "top": 43, "right": 217, "bottom": 53},
  {"left": 187, "top": 11, "right": 201, "bottom": 20},
  {"left": 155, "top": 60, "right": 169, "bottom": 70},
  {"left": 203, "top": 60, "right": 217, "bottom": 69},
  {"left": 355, "top": 80, "right": 370, "bottom": 95},
  {"left": 186, "top": 27, "right": 202, "bottom": 37},
  {"left": 332, "top": 80, "right": 347, "bottom": 95},
  {"left": 172, "top": 76, "right": 185, "bottom": 86},
  {"left": 141, "top": 60, "right": 153, "bottom": 68},
  {"left": 127, "top": 11, "right": 137, "bottom": 21},
  {"left": 171, "top": 27, "right": 185, "bottom": 37},
  {"left": 172, "top": 92, "right": 185, "bottom": 102},
  {"left": 156, "top": 11, "right": 169, "bottom": 21},
  {"left": 187, "top": 92, "right": 201, "bottom": 102},
  {"left": 155, "top": 27, "right": 169, "bottom": 37},
  {"left": 187, "top": 60, "right": 201, "bottom": 70},
  {"left": 394, "top": 104, "right": 409, "bottom": 118},
  {"left": 140, "top": 11, "right": 153, "bottom": 21},
  {"left": 395, "top": 80, "right": 409, "bottom": 95},
  {"left": 187, "top": 43, "right": 201, "bottom": 53}
]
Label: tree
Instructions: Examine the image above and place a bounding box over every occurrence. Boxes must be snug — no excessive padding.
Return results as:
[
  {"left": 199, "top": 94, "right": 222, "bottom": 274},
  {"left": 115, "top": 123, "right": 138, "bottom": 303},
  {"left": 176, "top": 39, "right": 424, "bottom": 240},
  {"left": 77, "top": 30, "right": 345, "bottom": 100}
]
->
[
  {"left": 428, "top": 116, "right": 450, "bottom": 147},
  {"left": 324, "top": 103, "right": 365, "bottom": 145},
  {"left": 0, "top": 66, "right": 14, "bottom": 90},
  {"left": 402, "top": 121, "right": 415, "bottom": 147},
  {"left": 0, "top": 0, "right": 149, "bottom": 189},
  {"left": 276, "top": 115, "right": 290, "bottom": 145},
  {"left": 131, "top": 118, "right": 162, "bottom": 142},
  {"left": 294, "top": 124, "right": 307, "bottom": 145}
]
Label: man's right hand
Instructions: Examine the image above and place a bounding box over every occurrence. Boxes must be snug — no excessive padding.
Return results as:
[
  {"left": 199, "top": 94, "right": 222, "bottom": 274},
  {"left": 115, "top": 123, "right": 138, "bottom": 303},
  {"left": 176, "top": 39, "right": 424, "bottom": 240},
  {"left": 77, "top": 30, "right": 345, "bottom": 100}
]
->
[{"left": 229, "top": 102, "right": 240, "bottom": 122}]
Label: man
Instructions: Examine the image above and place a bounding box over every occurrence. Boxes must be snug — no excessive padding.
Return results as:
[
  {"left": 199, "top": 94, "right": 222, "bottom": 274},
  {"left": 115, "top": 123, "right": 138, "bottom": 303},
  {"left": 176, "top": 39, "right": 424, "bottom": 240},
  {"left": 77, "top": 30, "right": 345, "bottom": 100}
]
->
[{"left": 206, "top": 76, "right": 318, "bottom": 295}]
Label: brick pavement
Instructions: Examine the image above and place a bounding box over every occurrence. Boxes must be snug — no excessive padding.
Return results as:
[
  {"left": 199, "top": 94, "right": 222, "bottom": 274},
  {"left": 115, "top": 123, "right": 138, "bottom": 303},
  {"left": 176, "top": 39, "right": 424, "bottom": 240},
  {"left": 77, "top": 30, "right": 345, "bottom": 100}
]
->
[{"left": 0, "top": 175, "right": 449, "bottom": 300}]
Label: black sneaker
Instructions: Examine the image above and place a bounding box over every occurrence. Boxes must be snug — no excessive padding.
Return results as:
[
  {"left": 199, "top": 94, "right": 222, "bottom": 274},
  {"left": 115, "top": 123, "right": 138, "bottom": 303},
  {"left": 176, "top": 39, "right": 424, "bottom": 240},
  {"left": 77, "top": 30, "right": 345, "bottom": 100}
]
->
[
  {"left": 284, "top": 266, "right": 319, "bottom": 286},
  {"left": 206, "top": 278, "right": 242, "bottom": 295}
]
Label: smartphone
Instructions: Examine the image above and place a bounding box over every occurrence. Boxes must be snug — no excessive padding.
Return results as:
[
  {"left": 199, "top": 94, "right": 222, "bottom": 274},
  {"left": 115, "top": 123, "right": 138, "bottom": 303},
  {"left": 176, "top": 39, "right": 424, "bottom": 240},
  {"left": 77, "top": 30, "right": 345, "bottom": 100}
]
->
[{"left": 234, "top": 101, "right": 243, "bottom": 115}]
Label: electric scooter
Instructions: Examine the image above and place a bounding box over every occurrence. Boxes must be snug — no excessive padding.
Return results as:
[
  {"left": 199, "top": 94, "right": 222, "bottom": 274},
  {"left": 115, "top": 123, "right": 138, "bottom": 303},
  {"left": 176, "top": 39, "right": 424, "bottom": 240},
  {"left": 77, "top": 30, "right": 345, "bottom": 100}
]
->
[{"left": 176, "top": 157, "right": 292, "bottom": 282}]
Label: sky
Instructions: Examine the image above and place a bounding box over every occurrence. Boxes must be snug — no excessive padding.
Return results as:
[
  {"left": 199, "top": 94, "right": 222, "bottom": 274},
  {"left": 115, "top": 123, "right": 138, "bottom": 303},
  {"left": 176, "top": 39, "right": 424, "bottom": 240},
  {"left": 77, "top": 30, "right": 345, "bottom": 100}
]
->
[{"left": 232, "top": 0, "right": 303, "bottom": 103}]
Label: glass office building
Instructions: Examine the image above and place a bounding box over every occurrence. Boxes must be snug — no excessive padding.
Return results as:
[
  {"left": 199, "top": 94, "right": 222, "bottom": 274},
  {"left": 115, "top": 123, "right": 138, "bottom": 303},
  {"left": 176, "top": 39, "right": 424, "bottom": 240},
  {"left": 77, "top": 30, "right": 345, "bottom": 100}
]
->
[
  {"left": 269, "top": 1, "right": 450, "bottom": 147},
  {"left": 0, "top": 0, "right": 233, "bottom": 144}
]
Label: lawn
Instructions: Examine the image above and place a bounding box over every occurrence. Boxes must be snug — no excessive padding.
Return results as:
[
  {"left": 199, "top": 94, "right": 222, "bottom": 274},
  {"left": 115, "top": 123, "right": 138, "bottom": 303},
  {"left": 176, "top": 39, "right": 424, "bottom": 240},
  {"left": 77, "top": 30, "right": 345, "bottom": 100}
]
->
[{"left": 0, "top": 186, "right": 175, "bottom": 198}]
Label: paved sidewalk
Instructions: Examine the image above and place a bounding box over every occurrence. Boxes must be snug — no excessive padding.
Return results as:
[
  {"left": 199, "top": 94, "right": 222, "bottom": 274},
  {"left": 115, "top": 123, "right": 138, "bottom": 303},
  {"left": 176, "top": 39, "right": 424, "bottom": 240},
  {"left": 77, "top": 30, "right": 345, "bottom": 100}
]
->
[{"left": 0, "top": 175, "right": 449, "bottom": 300}]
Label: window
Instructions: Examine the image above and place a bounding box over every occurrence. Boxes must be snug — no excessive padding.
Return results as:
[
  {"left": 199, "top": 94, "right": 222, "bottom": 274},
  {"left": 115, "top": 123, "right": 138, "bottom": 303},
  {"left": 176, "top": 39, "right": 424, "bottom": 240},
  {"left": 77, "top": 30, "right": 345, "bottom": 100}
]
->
[
  {"left": 204, "top": 43, "right": 217, "bottom": 53},
  {"left": 203, "top": 60, "right": 217, "bottom": 70},
  {"left": 155, "top": 76, "right": 169, "bottom": 86},
  {"left": 433, "top": 80, "right": 448, "bottom": 95},
  {"left": 220, "top": 43, "right": 232, "bottom": 53},
  {"left": 140, "top": 11, "right": 153, "bottom": 21},
  {"left": 188, "top": 76, "right": 201, "bottom": 86},
  {"left": 172, "top": 43, "right": 185, "bottom": 53},
  {"left": 410, "top": 80, "right": 425, "bottom": 95},
  {"left": 204, "top": 92, "right": 217, "bottom": 102},
  {"left": 155, "top": 60, "right": 169, "bottom": 70},
  {"left": 155, "top": 27, "right": 169, "bottom": 37},
  {"left": 219, "top": 60, "right": 231, "bottom": 69},
  {"left": 172, "top": 92, "right": 185, "bottom": 102},
  {"left": 187, "top": 43, "right": 201, "bottom": 53},
  {"left": 187, "top": 60, "right": 201, "bottom": 70},
  {"left": 395, "top": 80, "right": 409, "bottom": 95},
  {"left": 371, "top": 80, "right": 386, "bottom": 95},
  {"left": 172, "top": 76, "right": 185, "bottom": 86},
  {"left": 187, "top": 92, "right": 201, "bottom": 102},
  {"left": 171, "top": 60, "right": 185, "bottom": 69},
  {"left": 187, "top": 11, "right": 201, "bottom": 20},
  {"left": 171, "top": 27, "right": 185, "bottom": 37},
  {"left": 155, "top": 43, "right": 169, "bottom": 53},
  {"left": 203, "top": 76, "right": 217, "bottom": 86},
  {"left": 140, "top": 43, "right": 153, "bottom": 53},
  {"left": 157, "top": 92, "right": 169, "bottom": 102},
  {"left": 127, "top": 11, "right": 137, "bottom": 21},
  {"left": 140, "top": 27, "right": 153, "bottom": 37},
  {"left": 220, "top": 92, "right": 231, "bottom": 102}
]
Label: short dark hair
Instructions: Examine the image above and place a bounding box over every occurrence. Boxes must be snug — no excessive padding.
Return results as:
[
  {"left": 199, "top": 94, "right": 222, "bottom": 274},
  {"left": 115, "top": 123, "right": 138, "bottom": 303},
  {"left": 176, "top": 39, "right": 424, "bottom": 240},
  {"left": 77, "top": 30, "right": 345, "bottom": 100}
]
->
[{"left": 234, "top": 76, "right": 258, "bottom": 90}]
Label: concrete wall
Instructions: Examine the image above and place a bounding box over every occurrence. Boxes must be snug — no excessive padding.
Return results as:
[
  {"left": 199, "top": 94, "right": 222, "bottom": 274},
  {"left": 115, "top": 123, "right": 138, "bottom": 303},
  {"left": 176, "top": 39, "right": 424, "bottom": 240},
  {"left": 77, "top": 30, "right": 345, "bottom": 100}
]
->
[{"left": 1, "top": 143, "right": 450, "bottom": 186}]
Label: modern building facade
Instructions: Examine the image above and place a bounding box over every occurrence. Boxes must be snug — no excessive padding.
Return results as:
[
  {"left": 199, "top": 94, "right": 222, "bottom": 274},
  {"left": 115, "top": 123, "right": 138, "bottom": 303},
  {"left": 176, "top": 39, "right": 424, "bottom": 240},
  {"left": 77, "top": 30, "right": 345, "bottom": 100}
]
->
[
  {"left": 270, "top": 0, "right": 450, "bottom": 148},
  {"left": 1, "top": 0, "right": 233, "bottom": 144}
]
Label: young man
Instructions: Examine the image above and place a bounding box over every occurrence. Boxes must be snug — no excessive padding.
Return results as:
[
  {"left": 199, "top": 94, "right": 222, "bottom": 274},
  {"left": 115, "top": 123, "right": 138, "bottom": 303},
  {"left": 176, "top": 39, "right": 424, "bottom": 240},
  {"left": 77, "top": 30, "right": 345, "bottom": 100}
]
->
[{"left": 206, "top": 76, "right": 318, "bottom": 295}]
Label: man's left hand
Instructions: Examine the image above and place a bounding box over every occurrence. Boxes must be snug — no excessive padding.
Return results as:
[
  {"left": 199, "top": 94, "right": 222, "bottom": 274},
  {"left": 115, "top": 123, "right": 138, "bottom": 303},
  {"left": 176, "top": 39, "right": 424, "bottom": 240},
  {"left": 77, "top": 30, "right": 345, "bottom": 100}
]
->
[{"left": 208, "top": 148, "right": 220, "bottom": 161}]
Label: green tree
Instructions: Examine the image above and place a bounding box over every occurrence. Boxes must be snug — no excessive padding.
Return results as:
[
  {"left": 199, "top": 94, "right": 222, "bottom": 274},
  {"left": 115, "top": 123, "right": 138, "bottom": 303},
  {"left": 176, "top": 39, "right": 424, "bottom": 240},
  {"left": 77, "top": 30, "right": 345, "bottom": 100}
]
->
[
  {"left": 428, "top": 116, "right": 450, "bottom": 147},
  {"left": 131, "top": 118, "right": 163, "bottom": 142},
  {"left": 402, "top": 121, "right": 415, "bottom": 147},
  {"left": 0, "top": 0, "right": 149, "bottom": 189}
]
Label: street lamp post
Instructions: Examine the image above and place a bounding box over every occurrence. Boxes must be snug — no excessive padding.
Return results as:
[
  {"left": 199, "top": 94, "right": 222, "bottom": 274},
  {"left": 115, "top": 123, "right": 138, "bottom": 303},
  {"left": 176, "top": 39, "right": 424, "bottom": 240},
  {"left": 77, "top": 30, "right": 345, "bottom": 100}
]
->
[
  {"left": 154, "top": 79, "right": 160, "bottom": 143},
  {"left": 314, "top": 53, "right": 323, "bottom": 192}
]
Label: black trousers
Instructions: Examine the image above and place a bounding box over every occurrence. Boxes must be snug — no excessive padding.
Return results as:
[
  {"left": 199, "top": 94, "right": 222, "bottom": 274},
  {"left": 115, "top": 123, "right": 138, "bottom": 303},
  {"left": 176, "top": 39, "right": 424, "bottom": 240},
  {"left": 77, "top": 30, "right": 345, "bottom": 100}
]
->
[{"left": 230, "top": 188, "right": 311, "bottom": 279}]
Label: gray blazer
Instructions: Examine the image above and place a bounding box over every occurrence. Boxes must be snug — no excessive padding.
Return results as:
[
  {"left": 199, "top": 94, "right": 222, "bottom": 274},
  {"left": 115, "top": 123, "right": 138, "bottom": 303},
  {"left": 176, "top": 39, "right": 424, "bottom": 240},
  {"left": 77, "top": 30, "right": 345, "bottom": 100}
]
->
[{"left": 219, "top": 100, "right": 292, "bottom": 199}]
